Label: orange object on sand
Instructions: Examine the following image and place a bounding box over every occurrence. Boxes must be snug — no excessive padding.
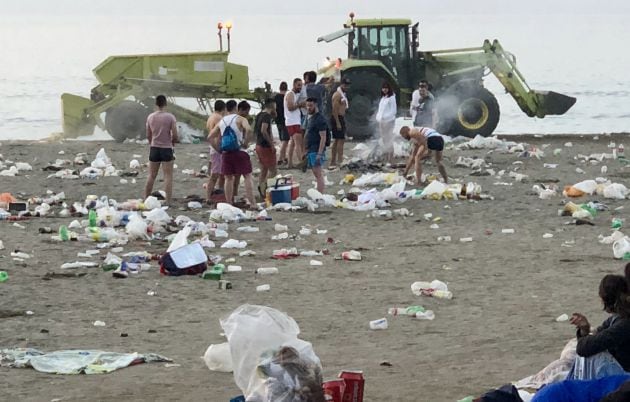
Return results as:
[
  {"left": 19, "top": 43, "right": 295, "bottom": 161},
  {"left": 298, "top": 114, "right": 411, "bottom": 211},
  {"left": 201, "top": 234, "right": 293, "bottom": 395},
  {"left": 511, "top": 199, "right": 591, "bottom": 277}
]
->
[
  {"left": 0, "top": 193, "right": 17, "bottom": 204},
  {"left": 563, "top": 186, "right": 585, "bottom": 197}
]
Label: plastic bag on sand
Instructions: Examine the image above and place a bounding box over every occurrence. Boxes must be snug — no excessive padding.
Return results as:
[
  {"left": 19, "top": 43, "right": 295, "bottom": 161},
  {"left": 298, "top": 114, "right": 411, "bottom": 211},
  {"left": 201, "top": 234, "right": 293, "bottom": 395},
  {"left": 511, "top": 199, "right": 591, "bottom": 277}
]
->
[
  {"left": 422, "top": 181, "right": 447, "bottom": 198},
  {"left": 167, "top": 226, "right": 192, "bottom": 253},
  {"left": 572, "top": 180, "right": 598, "bottom": 195},
  {"left": 210, "top": 203, "right": 246, "bottom": 222},
  {"left": 613, "top": 237, "right": 630, "bottom": 259},
  {"left": 306, "top": 188, "right": 336, "bottom": 206},
  {"left": 220, "top": 304, "right": 323, "bottom": 401},
  {"left": 603, "top": 183, "right": 628, "bottom": 200},
  {"left": 411, "top": 279, "right": 449, "bottom": 296},
  {"left": 144, "top": 196, "right": 161, "bottom": 210},
  {"left": 203, "top": 342, "right": 233, "bottom": 372},
  {"left": 221, "top": 239, "right": 247, "bottom": 249},
  {"left": 91, "top": 148, "right": 111, "bottom": 169},
  {"left": 125, "top": 214, "right": 149, "bottom": 240},
  {"left": 143, "top": 208, "right": 171, "bottom": 226}
]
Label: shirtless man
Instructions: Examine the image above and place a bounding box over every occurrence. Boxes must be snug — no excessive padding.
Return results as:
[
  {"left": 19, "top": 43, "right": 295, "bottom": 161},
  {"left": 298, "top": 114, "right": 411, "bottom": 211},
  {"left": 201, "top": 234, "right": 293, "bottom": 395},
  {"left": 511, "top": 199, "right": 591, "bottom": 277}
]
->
[
  {"left": 205, "top": 100, "right": 226, "bottom": 202},
  {"left": 329, "top": 78, "right": 350, "bottom": 168},
  {"left": 400, "top": 126, "right": 448, "bottom": 184}
]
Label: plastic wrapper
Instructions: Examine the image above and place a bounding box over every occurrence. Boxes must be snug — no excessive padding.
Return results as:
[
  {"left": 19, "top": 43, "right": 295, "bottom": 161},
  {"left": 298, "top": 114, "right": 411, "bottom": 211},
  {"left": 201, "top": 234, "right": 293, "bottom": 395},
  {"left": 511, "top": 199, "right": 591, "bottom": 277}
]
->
[{"left": 220, "top": 305, "right": 324, "bottom": 402}]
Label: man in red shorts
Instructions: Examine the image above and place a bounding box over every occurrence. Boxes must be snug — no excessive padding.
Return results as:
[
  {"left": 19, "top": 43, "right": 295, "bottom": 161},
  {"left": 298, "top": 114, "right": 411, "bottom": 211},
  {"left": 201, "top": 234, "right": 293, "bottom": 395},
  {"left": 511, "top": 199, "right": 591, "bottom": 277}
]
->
[
  {"left": 208, "top": 100, "right": 256, "bottom": 208},
  {"left": 254, "top": 98, "right": 278, "bottom": 197},
  {"left": 284, "top": 78, "right": 306, "bottom": 168}
]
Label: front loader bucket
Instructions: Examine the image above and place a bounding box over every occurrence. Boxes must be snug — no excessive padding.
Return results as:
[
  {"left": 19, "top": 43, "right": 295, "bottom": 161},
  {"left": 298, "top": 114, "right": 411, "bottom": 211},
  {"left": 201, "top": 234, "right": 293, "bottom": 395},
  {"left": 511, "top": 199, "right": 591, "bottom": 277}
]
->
[
  {"left": 61, "top": 93, "right": 96, "bottom": 138},
  {"left": 533, "top": 91, "right": 576, "bottom": 117}
]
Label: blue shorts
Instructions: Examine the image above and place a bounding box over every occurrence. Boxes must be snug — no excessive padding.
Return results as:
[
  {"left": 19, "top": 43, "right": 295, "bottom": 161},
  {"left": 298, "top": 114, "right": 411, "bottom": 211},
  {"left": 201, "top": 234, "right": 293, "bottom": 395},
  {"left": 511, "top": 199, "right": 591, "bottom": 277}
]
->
[{"left": 306, "top": 152, "right": 326, "bottom": 168}]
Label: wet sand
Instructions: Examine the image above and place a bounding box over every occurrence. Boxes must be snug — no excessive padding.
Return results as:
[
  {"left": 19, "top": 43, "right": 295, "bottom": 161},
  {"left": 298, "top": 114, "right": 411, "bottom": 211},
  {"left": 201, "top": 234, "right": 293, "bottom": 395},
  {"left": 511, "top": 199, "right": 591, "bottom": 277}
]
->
[{"left": 1, "top": 134, "right": 630, "bottom": 401}]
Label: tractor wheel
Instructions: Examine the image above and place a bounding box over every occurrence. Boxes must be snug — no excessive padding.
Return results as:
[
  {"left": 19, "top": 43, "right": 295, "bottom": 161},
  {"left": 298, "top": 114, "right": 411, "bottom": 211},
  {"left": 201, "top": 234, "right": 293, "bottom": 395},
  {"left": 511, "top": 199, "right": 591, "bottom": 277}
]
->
[
  {"left": 437, "top": 85, "right": 500, "bottom": 138},
  {"left": 343, "top": 70, "right": 391, "bottom": 141},
  {"left": 105, "top": 101, "right": 150, "bottom": 143}
]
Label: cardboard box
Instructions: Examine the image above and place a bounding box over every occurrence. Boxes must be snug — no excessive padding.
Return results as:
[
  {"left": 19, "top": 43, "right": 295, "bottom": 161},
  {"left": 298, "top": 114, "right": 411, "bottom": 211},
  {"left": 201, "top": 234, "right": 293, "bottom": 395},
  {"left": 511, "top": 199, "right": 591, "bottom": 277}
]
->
[
  {"left": 339, "top": 370, "right": 364, "bottom": 402},
  {"left": 323, "top": 379, "right": 346, "bottom": 402}
]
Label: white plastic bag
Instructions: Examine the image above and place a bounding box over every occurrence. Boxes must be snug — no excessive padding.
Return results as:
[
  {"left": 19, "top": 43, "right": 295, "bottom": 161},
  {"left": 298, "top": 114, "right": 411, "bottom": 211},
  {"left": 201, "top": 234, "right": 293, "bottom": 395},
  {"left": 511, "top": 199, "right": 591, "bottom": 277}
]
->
[
  {"left": 167, "top": 226, "right": 192, "bottom": 253},
  {"left": 203, "top": 342, "right": 233, "bottom": 372},
  {"left": 422, "top": 181, "right": 447, "bottom": 198},
  {"left": 220, "top": 305, "right": 323, "bottom": 402},
  {"left": 144, "top": 196, "right": 162, "bottom": 210},
  {"left": 125, "top": 214, "right": 149, "bottom": 240},
  {"left": 91, "top": 148, "right": 111, "bottom": 168},
  {"left": 143, "top": 208, "right": 171, "bottom": 227},
  {"left": 573, "top": 180, "right": 598, "bottom": 195},
  {"left": 603, "top": 183, "right": 628, "bottom": 200}
]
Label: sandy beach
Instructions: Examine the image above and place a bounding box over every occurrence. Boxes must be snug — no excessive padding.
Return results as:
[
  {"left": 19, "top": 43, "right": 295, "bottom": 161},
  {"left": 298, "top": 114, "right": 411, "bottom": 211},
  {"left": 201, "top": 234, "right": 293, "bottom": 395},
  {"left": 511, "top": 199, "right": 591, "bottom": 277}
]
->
[{"left": 1, "top": 134, "right": 630, "bottom": 401}]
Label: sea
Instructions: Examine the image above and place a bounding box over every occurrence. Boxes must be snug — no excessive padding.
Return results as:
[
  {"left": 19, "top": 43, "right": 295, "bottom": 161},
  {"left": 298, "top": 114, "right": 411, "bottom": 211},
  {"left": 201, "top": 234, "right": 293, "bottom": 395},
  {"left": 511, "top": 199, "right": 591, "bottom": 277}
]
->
[{"left": 1, "top": 12, "right": 629, "bottom": 141}]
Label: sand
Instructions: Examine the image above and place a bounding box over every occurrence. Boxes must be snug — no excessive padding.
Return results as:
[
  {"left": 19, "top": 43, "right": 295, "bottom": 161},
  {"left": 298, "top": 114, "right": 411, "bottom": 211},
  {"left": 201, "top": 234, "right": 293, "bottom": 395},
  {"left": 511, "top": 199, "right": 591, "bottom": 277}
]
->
[{"left": 1, "top": 134, "right": 630, "bottom": 402}]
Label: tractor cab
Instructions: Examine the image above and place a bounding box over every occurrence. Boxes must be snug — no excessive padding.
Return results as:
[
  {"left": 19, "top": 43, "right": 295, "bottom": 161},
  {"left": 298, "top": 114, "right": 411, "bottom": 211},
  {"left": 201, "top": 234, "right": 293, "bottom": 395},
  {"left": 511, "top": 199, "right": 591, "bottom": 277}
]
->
[{"left": 345, "top": 18, "right": 414, "bottom": 88}]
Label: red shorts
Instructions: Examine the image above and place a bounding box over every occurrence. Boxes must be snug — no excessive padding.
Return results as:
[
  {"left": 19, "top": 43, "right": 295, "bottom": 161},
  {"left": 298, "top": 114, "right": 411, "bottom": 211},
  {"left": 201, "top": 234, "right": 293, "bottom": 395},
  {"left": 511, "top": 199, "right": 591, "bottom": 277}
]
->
[
  {"left": 221, "top": 150, "right": 252, "bottom": 176},
  {"left": 256, "top": 145, "right": 277, "bottom": 169},
  {"left": 286, "top": 125, "right": 302, "bottom": 136}
]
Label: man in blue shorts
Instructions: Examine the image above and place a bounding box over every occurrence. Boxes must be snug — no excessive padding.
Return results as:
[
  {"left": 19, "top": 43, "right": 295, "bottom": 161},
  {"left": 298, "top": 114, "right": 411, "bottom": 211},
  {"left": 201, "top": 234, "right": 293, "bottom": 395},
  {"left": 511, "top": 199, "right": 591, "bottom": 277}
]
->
[{"left": 304, "top": 97, "right": 328, "bottom": 193}]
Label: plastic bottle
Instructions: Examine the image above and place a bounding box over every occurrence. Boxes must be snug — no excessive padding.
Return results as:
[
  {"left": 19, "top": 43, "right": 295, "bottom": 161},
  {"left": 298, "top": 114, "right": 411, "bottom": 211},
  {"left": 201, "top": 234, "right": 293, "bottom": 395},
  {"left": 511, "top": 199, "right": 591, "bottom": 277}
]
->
[
  {"left": 59, "top": 225, "right": 69, "bottom": 241},
  {"left": 388, "top": 306, "right": 425, "bottom": 316},
  {"left": 0, "top": 271, "right": 8, "bottom": 282},
  {"left": 88, "top": 209, "right": 97, "bottom": 228},
  {"left": 255, "top": 267, "right": 278, "bottom": 275}
]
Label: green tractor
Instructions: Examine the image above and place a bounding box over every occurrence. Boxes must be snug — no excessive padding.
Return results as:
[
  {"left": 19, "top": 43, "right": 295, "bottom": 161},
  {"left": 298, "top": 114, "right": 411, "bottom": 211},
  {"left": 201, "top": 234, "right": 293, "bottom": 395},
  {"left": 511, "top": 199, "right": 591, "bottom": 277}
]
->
[
  {"left": 317, "top": 14, "right": 576, "bottom": 138},
  {"left": 61, "top": 23, "right": 269, "bottom": 142}
]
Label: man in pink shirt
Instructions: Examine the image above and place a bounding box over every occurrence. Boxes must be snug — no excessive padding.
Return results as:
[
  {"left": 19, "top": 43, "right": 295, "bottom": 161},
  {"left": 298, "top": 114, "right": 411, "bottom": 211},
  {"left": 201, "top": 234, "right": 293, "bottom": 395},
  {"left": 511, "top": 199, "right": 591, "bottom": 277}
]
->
[{"left": 143, "top": 95, "right": 178, "bottom": 204}]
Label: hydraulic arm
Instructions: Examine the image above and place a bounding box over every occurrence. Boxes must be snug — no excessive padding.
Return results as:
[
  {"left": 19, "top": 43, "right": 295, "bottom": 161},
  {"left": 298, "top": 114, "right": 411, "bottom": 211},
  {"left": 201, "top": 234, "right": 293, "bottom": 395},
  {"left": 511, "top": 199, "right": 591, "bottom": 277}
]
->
[{"left": 424, "top": 39, "right": 576, "bottom": 118}]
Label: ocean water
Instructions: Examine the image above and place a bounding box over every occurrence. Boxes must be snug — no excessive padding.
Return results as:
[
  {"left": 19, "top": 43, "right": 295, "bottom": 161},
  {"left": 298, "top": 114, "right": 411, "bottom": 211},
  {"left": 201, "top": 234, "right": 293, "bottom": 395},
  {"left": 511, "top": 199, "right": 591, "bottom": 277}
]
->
[{"left": 1, "top": 12, "right": 629, "bottom": 140}]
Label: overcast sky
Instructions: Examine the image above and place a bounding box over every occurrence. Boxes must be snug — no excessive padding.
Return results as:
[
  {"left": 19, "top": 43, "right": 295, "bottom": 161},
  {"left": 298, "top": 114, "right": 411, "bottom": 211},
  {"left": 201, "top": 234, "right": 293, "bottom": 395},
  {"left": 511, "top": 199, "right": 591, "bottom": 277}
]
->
[{"left": 4, "top": 0, "right": 630, "bottom": 16}]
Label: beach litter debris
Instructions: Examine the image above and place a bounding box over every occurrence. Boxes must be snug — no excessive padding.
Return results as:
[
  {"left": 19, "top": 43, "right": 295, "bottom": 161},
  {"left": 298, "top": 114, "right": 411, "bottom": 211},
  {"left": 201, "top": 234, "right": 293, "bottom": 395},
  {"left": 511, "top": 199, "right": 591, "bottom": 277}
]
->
[
  {"left": 369, "top": 318, "right": 388, "bottom": 330},
  {"left": 411, "top": 280, "right": 453, "bottom": 299},
  {"left": 0, "top": 348, "right": 171, "bottom": 374}
]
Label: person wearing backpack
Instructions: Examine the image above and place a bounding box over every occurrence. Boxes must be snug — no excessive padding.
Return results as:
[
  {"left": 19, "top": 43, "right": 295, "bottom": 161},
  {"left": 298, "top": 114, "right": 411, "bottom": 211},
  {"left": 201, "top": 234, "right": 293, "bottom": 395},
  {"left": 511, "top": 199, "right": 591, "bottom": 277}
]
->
[{"left": 208, "top": 100, "right": 256, "bottom": 208}]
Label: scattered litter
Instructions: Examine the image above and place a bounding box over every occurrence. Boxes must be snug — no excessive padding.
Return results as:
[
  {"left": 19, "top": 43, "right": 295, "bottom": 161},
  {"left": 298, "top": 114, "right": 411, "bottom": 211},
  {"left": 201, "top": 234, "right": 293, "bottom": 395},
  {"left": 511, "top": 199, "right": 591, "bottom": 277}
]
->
[
  {"left": 556, "top": 314, "right": 569, "bottom": 322},
  {"left": 369, "top": 318, "right": 388, "bottom": 330},
  {"left": 93, "top": 320, "right": 106, "bottom": 327}
]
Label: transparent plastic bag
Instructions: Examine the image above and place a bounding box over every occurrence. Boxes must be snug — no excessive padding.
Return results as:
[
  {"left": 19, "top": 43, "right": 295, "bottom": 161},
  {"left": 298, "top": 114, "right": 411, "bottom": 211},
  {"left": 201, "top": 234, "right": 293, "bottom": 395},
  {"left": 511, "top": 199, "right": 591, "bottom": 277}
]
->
[
  {"left": 203, "top": 342, "right": 233, "bottom": 372},
  {"left": 125, "top": 214, "right": 149, "bottom": 240},
  {"left": 220, "top": 305, "right": 324, "bottom": 402}
]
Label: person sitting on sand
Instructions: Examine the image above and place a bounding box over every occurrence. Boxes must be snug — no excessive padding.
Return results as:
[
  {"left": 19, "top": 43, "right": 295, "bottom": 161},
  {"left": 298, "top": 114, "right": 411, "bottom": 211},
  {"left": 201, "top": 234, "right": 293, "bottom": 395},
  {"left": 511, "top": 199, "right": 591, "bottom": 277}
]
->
[
  {"left": 205, "top": 100, "right": 226, "bottom": 203},
  {"left": 400, "top": 126, "right": 447, "bottom": 184},
  {"left": 144, "top": 95, "right": 178, "bottom": 205},
  {"left": 566, "top": 264, "right": 630, "bottom": 380}
]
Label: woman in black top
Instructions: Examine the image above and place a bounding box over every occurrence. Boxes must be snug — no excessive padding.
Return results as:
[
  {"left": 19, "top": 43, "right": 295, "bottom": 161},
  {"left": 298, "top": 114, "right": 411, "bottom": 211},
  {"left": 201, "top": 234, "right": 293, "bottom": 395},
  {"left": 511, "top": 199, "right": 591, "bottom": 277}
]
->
[{"left": 567, "top": 265, "right": 630, "bottom": 379}]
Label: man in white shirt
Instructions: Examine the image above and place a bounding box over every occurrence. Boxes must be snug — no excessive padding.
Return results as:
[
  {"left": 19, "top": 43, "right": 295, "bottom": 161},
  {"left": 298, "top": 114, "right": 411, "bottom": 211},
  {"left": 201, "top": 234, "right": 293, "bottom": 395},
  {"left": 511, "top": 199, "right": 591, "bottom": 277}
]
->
[{"left": 410, "top": 81, "right": 436, "bottom": 127}]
